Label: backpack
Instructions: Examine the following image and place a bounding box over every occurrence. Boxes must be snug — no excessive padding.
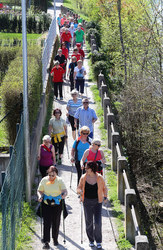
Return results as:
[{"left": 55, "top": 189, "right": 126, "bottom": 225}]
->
[{"left": 74, "top": 136, "right": 91, "bottom": 162}]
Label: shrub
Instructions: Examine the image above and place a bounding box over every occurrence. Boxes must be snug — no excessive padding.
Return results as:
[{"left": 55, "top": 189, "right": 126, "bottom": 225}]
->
[
  {"left": 86, "top": 21, "right": 100, "bottom": 31},
  {"left": 93, "top": 60, "right": 109, "bottom": 80},
  {"left": 86, "top": 28, "right": 101, "bottom": 47},
  {"left": 0, "top": 46, "right": 42, "bottom": 144},
  {"left": 0, "top": 47, "right": 19, "bottom": 83},
  {"left": 91, "top": 50, "right": 107, "bottom": 64}
]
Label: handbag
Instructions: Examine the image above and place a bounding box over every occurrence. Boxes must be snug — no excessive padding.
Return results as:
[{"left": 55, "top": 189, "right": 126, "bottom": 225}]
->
[{"left": 94, "top": 151, "right": 103, "bottom": 173}]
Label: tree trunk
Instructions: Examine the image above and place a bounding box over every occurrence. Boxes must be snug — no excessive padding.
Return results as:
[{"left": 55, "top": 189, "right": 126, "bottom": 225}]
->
[{"left": 117, "top": 0, "right": 127, "bottom": 84}]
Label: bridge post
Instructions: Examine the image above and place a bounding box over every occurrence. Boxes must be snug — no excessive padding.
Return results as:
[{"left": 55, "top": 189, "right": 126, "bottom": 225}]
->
[
  {"left": 125, "top": 189, "right": 137, "bottom": 244},
  {"left": 97, "top": 73, "right": 104, "bottom": 89},
  {"left": 103, "top": 97, "right": 110, "bottom": 129},
  {"left": 117, "top": 156, "right": 127, "bottom": 204},
  {"left": 107, "top": 113, "right": 114, "bottom": 149},
  {"left": 100, "top": 85, "right": 108, "bottom": 107},
  {"left": 111, "top": 132, "right": 119, "bottom": 171},
  {"left": 135, "top": 235, "right": 149, "bottom": 250}
]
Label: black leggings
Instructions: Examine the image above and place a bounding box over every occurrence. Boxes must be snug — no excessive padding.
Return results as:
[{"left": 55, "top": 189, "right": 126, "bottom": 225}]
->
[
  {"left": 51, "top": 136, "right": 65, "bottom": 155},
  {"left": 53, "top": 82, "right": 63, "bottom": 98},
  {"left": 75, "top": 161, "right": 85, "bottom": 184},
  {"left": 42, "top": 202, "right": 62, "bottom": 243}
]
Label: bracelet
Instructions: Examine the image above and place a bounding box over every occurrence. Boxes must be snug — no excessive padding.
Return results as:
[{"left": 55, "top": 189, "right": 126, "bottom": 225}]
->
[{"left": 65, "top": 135, "right": 68, "bottom": 138}]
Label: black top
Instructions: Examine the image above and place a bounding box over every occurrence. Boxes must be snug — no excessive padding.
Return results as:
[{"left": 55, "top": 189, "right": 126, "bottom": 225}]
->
[
  {"left": 55, "top": 54, "right": 66, "bottom": 64},
  {"left": 69, "top": 62, "right": 77, "bottom": 75},
  {"left": 85, "top": 181, "right": 98, "bottom": 199}
]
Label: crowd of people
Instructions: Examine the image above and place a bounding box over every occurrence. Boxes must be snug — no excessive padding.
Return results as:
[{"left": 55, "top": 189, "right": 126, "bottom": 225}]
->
[{"left": 37, "top": 11, "right": 108, "bottom": 250}]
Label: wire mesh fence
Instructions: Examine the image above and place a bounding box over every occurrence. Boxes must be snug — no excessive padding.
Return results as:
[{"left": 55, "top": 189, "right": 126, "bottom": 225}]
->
[{"left": 0, "top": 115, "right": 25, "bottom": 250}]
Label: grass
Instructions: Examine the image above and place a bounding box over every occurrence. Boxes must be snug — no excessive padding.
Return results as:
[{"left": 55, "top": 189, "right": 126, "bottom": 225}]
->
[
  {"left": 89, "top": 60, "right": 132, "bottom": 249},
  {"left": 63, "top": 0, "right": 90, "bottom": 21},
  {"left": 0, "top": 120, "right": 9, "bottom": 147},
  {"left": 0, "top": 33, "right": 41, "bottom": 40},
  {"left": 15, "top": 202, "right": 36, "bottom": 249},
  {"left": 0, "top": 202, "right": 36, "bottom": 250}
]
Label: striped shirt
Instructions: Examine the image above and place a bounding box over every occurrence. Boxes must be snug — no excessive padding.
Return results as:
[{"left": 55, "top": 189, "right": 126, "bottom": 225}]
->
[{"left": 67, "top": 98, "right": 82, "bottom": 117}]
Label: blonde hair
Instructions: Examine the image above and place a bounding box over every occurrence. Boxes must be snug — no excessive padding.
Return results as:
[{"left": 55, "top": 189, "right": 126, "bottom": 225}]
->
[
  {"left": 92, "top": 139, "right": 101, "bottom": 146},
  {"left": 80, "top": 126, "right": 90, "bottom": 135}
]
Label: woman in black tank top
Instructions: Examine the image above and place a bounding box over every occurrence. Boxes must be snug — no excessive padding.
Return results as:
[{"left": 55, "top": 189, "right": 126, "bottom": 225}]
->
[{"left": 77, "top": 161, "right": 108, "bottom": 249}]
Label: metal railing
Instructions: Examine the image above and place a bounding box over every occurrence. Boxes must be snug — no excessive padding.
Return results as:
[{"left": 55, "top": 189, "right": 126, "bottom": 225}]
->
[{"left": 42, "top": 9, "right": 56, "bottom": 93}]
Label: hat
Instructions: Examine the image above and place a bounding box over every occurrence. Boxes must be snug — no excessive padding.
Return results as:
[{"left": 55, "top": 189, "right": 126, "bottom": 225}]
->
[{"left": 76, "top": 43, "right": 81, "bottom": 47}]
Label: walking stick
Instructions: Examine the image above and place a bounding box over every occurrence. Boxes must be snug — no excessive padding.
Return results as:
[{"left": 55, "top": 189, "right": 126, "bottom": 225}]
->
[
  {"left": 62, "top": 199, "right": 66, "bottom": 244},
  {"left": 70, "top": 163, "right": 74, "bottom": 188},
  {"left": 40, "top": 201, "right": 43, "bottom": 243},
  {"left": 65, "top": 139, "right": 70, "bottom": 159},
  {"left": 81, "top": 197, "right": 84, "bottom": 244}
]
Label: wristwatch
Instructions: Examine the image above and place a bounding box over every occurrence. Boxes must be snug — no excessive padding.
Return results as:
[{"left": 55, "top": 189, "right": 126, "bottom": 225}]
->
[{"left": 104, "top": 197, "right": 107, "bottom": 200}]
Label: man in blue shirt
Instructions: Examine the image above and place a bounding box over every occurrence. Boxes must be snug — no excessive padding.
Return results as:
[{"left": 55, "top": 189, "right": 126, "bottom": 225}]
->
[{"left": 74, "top": 98, "right": 97, "bottom": 138}]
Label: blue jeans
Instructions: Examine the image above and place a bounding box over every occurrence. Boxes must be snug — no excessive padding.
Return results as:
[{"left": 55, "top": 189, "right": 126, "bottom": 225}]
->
[
  {"left": 65, "top": 41, "right": 70, "bottom": 52},
  {"left": 75, "top": 79, "right": 85, "bottom": 94},
  {"left": 84, "top": 198, "right": 102, "bottom": 243}
]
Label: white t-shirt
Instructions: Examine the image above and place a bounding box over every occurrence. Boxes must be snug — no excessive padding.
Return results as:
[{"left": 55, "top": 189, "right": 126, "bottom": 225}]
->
[{"left": 74, "top": 66, "right": 86, "bottom": 80}]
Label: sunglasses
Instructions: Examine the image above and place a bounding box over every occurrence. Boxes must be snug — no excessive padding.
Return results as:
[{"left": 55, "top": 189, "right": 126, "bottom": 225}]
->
[
  {"left": 48, "top": 174, "right": 55, "bottom": 177},
  {"left": 83, "top": 102, "right": 89, "bottom": 104},
  {"left": 55, "top": 112, "right": 60, "bottom": 114},
  {"left": 82, "top": 132, "right": 89, "bottom": 135},
  {"left": 94, "top": 144, "right": 100, "bottom": 147}
]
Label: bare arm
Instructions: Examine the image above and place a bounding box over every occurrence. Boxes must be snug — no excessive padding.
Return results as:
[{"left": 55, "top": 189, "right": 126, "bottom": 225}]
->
[
  {"left": 61, "top": 189, "right": 68, "bottom": 199},
  {"left": 81, "top": 149, "right": 89, "bottom": 166},
  {"left": 51, "top": 145, "right": 56, "bottom": 165},
  {"left": 37, "top": 190, "right": 44, "bottom": 202},
  {"left": 71, "top": 148, "right": 75, "bottom": 162},
  {"left": 37, "top": 145, "right": 41, "bottom": 161},
  {"left": 100, "top": 150, "right": 106, "bottom": 164}
]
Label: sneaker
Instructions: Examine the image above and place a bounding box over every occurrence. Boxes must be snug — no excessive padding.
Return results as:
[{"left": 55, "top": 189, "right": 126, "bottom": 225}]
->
[
  {"left": 60, "top": 97, "right": 63, "bottom": 100},
  {"left": 42, "top": 242, "right": 50, "bottom": 249},
  {"left": 97, "top": 243, "right": 102, "bottom": 249},
  {"left": 58, "top": 158, "right": 62, "bottom": 165},
  {"left": 89, "top": 242, "right": 94, "bottom": 247}
]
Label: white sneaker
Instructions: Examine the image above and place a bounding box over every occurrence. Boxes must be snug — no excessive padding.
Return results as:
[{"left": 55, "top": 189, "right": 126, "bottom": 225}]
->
[{"left": 97, "top": 243, "right": 102, "bottom": 249}]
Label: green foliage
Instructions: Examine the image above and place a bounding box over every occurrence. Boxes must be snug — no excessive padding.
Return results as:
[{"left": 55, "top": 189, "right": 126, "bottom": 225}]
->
[
  {"left": 15, "top": 202, "right": 36, "bottom": 249},
  {"left": 0, "top": 46, "right": 42, "bottom": 144},
  {"left": 0, "top": 47, "right": 18, "bottom": 83},
  {"left": 93, "top": 60, "right": 109, "bottom": 80},
  {"left": 86, "top": 28, "right": 101, "bottom": 47},
  {"left": 91, "top": 50, "right": 107, "bottom": 64},
  {"left": 0, "top": 13, "right": 51, "bottom": 33}
]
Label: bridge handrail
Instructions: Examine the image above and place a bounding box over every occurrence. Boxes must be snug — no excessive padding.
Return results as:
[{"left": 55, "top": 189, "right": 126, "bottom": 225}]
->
[{"left": 97, "top": 72, "right": 149, "bottom": 248}]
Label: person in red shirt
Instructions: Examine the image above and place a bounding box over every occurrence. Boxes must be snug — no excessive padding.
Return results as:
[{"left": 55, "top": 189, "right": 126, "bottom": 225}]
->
[
  {"left": 76, "top": 43, "right": 85, "bottom": 61},
  {"left": 71, "top": 47, "right": 81, "bottom": 61},
  {"left": 60, "top": 42, "right": 69, "bottom": 60},
  {"left": 51, "top": 61, "right": 65, "bottom": 100},
  {"left": 61, "top": 28, "right": 72, "bottom": 52},
  {"left": 60, "top": 14, "right": 67, "bottom": 27}
]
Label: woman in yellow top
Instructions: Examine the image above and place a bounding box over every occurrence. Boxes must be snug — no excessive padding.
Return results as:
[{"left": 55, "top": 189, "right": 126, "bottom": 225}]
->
[
  {"left": 49, "top": 108, "right": 67, "bottom": 165},
  {"left": 37, "top": 166, "right": 67, "bottom": 249},
  {"left": 77, "top": 161, "right": 108, "bottom": 249}
]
